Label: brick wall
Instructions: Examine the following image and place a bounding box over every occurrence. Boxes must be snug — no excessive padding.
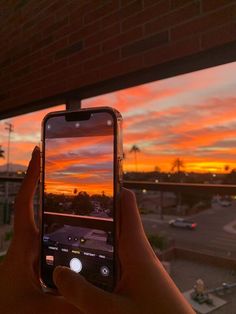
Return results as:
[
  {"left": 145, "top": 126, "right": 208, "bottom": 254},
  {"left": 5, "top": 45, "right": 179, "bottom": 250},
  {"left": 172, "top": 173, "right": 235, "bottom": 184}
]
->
[{"left": 1, "top": 0, "right": 236, "bottom": 114}]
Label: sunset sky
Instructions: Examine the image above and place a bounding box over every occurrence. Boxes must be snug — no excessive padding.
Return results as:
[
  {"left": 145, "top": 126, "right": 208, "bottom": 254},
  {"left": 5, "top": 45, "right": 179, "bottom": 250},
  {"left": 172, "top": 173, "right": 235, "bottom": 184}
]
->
[
  {"left": 1, "top": 61, "right": 236, "bottom": 174},
  {"left": 45, "top": 136, "right": 113, "bottom": 196},
  {"left": 84, "top": 61, "right": 236, "bottom": 173},
  {"left": 44, "top": 112, "right": 114, "bottom": 196}
]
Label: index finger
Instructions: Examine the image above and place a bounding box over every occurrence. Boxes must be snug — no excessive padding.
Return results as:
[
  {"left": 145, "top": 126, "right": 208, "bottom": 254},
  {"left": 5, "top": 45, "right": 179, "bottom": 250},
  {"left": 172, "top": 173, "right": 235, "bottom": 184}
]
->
[{"left": 14, "top": 146, "right": 40, "bottom": 234}]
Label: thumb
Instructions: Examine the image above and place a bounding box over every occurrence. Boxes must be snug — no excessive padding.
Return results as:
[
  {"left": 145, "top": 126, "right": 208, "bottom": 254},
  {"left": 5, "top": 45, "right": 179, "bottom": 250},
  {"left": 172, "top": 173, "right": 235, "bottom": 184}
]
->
[{"left": 53, "top": 266, "right": 114, "bottom": 314}]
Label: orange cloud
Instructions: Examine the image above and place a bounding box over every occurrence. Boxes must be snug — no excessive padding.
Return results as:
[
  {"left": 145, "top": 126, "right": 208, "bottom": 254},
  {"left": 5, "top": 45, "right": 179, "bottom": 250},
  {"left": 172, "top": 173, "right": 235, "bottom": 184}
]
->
[{"left": 83, "top": 84, "right": 182, "bottom": 113}]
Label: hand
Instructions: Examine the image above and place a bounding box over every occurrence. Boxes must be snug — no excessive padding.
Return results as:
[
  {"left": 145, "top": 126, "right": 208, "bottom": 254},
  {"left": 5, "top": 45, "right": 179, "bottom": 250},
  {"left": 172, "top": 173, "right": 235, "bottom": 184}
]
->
[
  {"left": 0, "top": 147, "right": 79, "bottom": 314},
  {"left": 53, "top": 189, "right": 194, "bottom": 314}
]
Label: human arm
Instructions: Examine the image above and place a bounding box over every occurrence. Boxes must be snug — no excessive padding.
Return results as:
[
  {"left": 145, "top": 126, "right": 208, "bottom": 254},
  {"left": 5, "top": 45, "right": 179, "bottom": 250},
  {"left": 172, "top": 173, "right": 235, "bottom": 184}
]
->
[
  {"left": 0, "top": 147, "right": 80, "bottom": 314},
  {"left": 53, "top": 188, "right": 195, "bottom": 314}
]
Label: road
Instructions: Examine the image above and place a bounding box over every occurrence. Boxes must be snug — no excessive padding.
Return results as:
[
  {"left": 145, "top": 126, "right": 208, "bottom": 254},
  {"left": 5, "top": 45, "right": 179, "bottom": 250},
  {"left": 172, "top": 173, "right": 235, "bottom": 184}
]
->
[{"left": 141, "top": 201, "right": 236, "bottom": 258}]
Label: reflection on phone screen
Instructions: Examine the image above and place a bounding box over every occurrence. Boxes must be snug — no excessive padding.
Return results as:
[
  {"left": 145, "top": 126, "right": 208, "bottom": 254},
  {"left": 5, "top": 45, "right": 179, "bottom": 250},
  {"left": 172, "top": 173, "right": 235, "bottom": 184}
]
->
[{"left": 41, "top": 112, "right": 115, "bottom": 291}]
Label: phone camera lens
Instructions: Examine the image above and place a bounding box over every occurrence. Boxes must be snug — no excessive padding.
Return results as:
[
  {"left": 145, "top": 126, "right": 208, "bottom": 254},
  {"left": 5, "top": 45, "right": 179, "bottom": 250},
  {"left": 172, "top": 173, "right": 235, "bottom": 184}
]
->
[{"left": 100, "top": 266, "right": 110, "bottom": 277}]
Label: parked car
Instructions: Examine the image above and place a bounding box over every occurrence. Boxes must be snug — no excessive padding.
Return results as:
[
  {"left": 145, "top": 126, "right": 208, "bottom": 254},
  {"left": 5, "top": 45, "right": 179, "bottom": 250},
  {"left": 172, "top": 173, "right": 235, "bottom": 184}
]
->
[
  {"left": 218, "top": 197, "right": 232, "bottom": 207},
  {"left": 169, "top": 218, "right": 197, "bottom": 230}
]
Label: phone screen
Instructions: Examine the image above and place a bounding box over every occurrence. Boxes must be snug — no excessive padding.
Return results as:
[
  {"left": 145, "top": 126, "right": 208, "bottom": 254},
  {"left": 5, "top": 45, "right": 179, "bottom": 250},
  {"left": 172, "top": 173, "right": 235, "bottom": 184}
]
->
[{"left": 41, "top": 110, "right": 118, "bottom": 291}]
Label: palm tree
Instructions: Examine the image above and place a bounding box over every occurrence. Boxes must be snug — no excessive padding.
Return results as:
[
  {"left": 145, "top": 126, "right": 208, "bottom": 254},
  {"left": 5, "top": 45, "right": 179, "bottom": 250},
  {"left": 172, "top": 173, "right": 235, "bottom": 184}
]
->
[
  {"left": 129, "top": 145, "right": 140, "bottom": 172},
  {"left": 0, "top": 146, "right": 4, "bottom": 158},
  {"left": 171, "top": 158, "right": 185, "bottom": 174},
  {"left": 224, "top": 164, "right": 230, "bottom": 173}
]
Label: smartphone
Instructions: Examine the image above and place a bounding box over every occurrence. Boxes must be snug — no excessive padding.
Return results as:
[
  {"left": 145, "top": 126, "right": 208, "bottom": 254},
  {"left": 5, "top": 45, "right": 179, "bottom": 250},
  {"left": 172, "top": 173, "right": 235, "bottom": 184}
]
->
[{"left": 40, "top": 107, "right": 123, "bottom": 292}]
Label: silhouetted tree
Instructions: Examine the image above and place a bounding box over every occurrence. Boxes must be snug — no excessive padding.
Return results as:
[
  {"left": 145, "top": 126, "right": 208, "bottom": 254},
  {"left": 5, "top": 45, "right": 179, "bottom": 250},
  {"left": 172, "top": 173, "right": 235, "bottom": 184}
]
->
[
  {"left": 224, "top": 164, "right": 230, "bottom": 173},
  {"left": 171, "top": 158, "right": 185, "bottom": 173},
  {"left": 223, "top": 169, "right": 236, "bottom": 184},
  {"left": 0, "top": 146, "right": 4, "bottom": 158},
  {"left": 72, "top": 191, "right": 93, "bottom": 215},
  {"left": 129, "top": 145, "right": 140, "bottom": 172},
  {"left": 45, "top": 193, "right": 64, "bottom": 212}
]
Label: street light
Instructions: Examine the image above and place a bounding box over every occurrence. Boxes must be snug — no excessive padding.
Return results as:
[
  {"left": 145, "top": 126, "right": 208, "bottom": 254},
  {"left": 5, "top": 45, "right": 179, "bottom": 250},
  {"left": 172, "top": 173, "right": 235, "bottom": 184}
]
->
[{"left": 5, "top": 122, "right": 14, "bottom": 173}]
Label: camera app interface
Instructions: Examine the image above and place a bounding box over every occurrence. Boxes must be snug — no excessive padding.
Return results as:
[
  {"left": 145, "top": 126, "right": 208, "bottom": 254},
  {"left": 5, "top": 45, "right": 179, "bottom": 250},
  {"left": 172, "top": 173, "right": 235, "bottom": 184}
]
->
[{"left": 41, "top": 112, "right": 115, "bottom": 290}]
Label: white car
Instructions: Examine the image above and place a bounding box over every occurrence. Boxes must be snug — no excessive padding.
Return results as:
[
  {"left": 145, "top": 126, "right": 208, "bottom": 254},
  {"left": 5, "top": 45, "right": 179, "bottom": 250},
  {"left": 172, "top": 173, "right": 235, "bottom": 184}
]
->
[
  {"left": 219, "top": 199, "right": 231, "bottom": 207},
  {"left": 169, "top": 218, "right": 197, "bottom": 230}
]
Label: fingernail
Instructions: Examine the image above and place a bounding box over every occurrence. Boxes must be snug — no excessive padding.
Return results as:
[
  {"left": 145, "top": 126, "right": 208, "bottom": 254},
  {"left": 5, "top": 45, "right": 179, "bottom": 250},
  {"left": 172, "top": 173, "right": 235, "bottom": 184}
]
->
[{"left": 32, "top": 146, "right": 40, "bottom": 157}]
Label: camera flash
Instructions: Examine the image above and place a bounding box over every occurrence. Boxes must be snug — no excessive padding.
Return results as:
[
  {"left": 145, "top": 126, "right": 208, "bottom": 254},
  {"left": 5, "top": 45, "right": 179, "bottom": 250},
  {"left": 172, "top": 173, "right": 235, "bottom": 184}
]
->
[
  {"left": 107, "top": 120, "right": 112, "bottom": 126},
  {"left": 75, "top": 122, "right": 80, "bottom": 128},
  {"left": 47, "top": 124, "right": 51, "bottom": 130}
]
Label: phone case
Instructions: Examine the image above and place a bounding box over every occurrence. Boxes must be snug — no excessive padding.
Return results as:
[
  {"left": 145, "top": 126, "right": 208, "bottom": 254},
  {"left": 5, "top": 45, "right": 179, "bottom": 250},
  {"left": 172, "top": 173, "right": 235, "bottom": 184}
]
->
[{"left": 39, "top": 107, "right": 123, "bottom": 293}]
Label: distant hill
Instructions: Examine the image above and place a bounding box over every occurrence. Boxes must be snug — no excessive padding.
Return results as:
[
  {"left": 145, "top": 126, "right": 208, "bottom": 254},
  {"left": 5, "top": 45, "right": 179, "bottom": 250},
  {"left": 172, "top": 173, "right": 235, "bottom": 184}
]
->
[{"left": 0, "top": 163, "right": 27, "bottom": 172}]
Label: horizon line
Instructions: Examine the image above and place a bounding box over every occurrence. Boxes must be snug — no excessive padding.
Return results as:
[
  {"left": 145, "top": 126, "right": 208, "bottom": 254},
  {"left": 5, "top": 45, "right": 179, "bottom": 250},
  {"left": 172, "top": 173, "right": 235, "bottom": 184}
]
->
[{"left": 44, "top": 211, "right": 113, "bottom": 222}]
